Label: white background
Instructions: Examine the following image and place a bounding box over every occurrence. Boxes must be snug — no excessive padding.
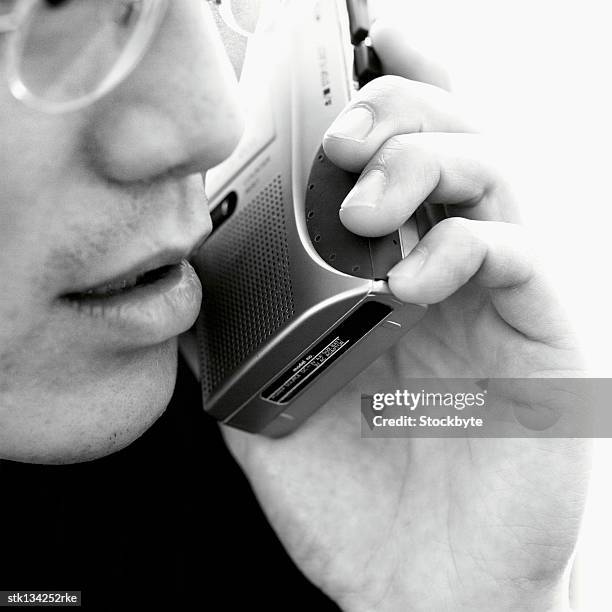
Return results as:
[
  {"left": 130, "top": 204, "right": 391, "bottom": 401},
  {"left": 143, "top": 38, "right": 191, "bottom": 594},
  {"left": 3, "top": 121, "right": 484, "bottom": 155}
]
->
[{"left": 369, "top": 1, "right": 612, "bottom": 609}]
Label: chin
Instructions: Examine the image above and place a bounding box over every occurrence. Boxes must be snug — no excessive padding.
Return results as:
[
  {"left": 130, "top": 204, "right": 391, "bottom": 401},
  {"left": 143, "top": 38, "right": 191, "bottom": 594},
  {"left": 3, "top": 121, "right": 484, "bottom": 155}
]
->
[{"left": 0, "top": 340, "right": 179, "bottom": 465}]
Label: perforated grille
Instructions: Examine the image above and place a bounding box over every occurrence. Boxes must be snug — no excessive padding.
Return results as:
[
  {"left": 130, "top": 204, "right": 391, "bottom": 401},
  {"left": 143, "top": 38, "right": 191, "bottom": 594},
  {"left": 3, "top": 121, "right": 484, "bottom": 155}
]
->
[{"left": 196, "top": 176, "right": 295, "bottom": 396}]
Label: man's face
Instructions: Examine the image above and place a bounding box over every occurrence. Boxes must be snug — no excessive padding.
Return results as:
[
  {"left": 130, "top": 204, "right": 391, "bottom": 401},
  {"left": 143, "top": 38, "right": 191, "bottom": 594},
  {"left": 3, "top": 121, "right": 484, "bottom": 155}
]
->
[{"left": 0, "top": 2, "right": 245, "bottom": 463}]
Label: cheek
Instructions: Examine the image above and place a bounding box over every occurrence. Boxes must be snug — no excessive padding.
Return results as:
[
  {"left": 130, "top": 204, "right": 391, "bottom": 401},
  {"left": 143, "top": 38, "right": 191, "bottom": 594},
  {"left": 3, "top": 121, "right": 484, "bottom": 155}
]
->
[
  {"left": 0, "top": 340, "right": 178, "bottom": 464},
  {"left": 0, "top": 106, "right": 82, "bottom": 345}
]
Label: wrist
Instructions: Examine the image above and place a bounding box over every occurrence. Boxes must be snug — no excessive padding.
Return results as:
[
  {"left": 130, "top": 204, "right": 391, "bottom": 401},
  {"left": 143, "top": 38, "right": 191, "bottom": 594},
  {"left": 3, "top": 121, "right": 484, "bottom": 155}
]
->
[{"left": 338, "top": 575, "right": 569, "bottom": 612}]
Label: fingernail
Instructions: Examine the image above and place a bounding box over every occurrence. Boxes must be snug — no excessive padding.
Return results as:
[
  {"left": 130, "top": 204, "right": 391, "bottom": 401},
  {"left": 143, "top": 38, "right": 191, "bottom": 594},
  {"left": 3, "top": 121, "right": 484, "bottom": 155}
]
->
[
  {"left": 341, "top": 169, "right": 386, "bottom": 210},
  {"left": 389, "top": 246, "right": 428, "bottom": 279},
  {"left": 326, "top": 106, "right": 374, "bottom": 142}
]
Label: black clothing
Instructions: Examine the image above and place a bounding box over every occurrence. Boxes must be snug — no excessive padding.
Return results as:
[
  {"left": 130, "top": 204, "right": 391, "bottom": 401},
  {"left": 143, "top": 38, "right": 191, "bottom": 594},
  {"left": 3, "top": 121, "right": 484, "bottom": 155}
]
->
[{"left": 0, "top": 360, "right": 339, "bottom": 611}]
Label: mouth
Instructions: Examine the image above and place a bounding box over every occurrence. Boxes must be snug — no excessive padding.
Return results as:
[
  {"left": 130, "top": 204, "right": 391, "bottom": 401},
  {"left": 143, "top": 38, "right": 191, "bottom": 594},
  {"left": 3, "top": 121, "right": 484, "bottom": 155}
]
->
[
  {"left": 66, "top": 263, "right": 178, "bottom": 300},
  {"left": 62, "top": 242, "right": 202, "bottom": 301},
  {"left": 59, "top": 241, "right": 206, "bottom": 347}
]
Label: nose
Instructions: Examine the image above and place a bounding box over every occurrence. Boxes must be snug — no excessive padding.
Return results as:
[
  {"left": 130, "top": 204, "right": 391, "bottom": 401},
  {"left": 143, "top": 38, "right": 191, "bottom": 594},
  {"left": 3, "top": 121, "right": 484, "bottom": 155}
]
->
[{"left": 88, "top": 1, "right": 245, "bottom": 183}]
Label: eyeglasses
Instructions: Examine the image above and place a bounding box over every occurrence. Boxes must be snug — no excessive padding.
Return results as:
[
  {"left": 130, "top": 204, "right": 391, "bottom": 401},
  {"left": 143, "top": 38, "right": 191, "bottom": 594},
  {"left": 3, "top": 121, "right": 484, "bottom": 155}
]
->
[{"left": 0, "top": 0, "right": 263, "bottom": 114}]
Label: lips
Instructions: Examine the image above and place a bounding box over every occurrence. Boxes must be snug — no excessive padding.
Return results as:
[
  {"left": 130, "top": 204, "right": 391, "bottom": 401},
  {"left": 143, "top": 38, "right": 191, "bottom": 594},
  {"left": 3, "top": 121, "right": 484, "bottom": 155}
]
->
[
  {"left": 63, "top": 246, "right": 200, "bottom": 301},
  {"left": 59, "top": 241, "right": 207, "bottom": 348}
]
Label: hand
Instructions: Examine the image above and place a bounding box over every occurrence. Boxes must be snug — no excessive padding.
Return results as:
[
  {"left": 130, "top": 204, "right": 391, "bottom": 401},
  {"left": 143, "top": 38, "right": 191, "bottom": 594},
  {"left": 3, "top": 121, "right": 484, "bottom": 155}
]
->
[{"left": 221, "top": 21, "right": 591, "bottom": 612}]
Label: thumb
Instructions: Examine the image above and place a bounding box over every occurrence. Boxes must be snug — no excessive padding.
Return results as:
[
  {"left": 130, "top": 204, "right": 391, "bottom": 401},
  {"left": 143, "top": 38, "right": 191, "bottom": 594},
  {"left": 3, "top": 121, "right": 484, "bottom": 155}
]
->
[{"left": 369, "top": 19, "right": 452, "bottom": 91}]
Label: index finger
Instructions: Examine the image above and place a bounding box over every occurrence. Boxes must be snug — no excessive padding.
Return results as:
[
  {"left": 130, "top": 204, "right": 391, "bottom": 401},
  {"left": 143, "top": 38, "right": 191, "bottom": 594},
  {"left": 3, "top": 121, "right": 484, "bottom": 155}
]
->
[{"left": 322, "top": 76, "right": 476, "bottom": 173}]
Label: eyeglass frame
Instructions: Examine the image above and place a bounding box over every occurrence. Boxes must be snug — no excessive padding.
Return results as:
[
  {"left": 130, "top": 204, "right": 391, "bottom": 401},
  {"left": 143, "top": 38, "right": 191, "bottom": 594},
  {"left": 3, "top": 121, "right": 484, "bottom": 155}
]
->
[{"left": 0, "top": 0, "right": 255, "bottom": 114}]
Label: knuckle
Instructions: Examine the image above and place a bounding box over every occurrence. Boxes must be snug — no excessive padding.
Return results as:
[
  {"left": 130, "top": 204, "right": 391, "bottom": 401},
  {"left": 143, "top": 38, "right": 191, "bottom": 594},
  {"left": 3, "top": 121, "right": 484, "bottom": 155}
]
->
[
  {"left": 359, "top": 74, "right": 449, "bottom": 115},
  {"left": 436, "top": 216, "right": 474, "bottom": 236},
  {"left": 434, "top": 217, "right": 485, "bottom": 262},
  {"left": 362, "top": 74, "right": 407, "bottom": 99},
  {"left": 380, "top": 135, "right": 432, "bottom": 165},
  {"left": 377, "top": 136, "right": 408, "bottom": 164},
  {"left": 369, "top": 135, "right": 424, "bottom": 170}
]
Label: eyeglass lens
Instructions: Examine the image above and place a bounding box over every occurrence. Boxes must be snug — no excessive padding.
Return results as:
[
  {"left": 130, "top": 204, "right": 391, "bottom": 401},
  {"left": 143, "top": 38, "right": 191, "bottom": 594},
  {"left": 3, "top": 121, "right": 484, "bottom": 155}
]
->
[
  {"left": 222, "top": 0, "right": 264, "bottom": 37},
  {"left": 16, "top": 0, "right": 146, "bottom": 104},
  {"left": 0, "top": 1, "right": 18, "bottom": 17},
  {"left": 9, "top": 0, "right": 266, "bottom": 109}
]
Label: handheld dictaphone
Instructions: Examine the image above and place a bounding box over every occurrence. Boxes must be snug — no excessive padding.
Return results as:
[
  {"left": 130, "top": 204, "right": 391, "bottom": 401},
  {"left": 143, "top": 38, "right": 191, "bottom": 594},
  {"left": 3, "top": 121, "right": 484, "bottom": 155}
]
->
[{"left": 191, "top": 0, "right": 441, "bottom": 436}]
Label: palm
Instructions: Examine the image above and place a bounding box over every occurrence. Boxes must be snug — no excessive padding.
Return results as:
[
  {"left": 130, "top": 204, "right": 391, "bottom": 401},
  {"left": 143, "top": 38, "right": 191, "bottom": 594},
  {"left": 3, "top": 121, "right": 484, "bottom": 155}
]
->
[
  {"left": 221, "top": 29, "right": 592, "bottom": 608},
  {"left": 223, "top": 283, "right": 590, "bottom": 610}
]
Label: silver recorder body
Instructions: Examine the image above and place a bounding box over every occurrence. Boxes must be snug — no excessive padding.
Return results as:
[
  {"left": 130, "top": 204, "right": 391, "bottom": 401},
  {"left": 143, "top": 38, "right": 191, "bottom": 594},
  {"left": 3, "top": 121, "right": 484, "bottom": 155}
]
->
[{"left": 192, "top": 0, "right": 426, "bottom": 437}]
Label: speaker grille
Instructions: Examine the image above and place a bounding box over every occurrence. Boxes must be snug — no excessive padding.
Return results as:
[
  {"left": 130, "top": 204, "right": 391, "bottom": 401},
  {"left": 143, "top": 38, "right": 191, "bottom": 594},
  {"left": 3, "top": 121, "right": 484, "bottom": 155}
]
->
[{"left": 197, "top": 176, "right": 295, "bottom": 396}]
